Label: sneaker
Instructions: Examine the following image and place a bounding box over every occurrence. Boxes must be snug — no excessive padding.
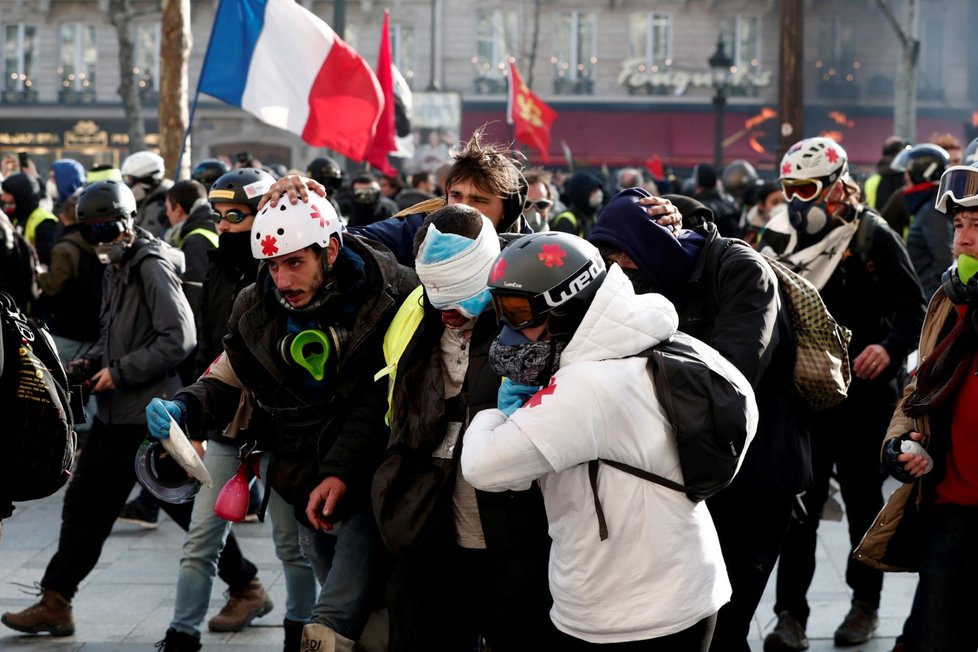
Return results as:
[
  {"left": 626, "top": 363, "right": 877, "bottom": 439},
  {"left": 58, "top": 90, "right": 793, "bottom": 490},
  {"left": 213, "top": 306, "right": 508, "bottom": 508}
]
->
[
  {"left": 1, "top": 587, "right": 75, "bottom": 637},
  {"left": 834, "top": 600, "right": 879, "bottom": 647},
  {"left": 207, "top": 578, "right": 273, "bottom": 632},
  {"left": 155, "top": 627, "right": 201, "bottom": 652},
  {"left": 118, "top": 497, "right": 160, "bottom": 529},
  {"left": 763, "top": 611, "right": 809, "bottom": 651}
]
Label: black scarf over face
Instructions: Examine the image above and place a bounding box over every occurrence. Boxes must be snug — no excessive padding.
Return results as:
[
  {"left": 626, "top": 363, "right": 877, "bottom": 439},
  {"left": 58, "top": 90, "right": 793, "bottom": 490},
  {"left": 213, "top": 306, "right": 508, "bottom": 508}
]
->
[{"left": 904, "top": 305, "right": 978, "bottom": 418}]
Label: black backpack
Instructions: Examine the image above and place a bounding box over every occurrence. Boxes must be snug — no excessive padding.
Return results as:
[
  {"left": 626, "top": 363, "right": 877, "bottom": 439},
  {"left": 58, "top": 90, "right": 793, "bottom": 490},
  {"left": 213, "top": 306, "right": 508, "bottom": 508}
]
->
[
  {"left": 0, "top": 292, "right": 77, "bottom": 502},
  {"left": 46, "top": 239, "right": 105, "bottom": 342},
  {"left": 588, "top": 331, "right": 755, "bottom": 540}
]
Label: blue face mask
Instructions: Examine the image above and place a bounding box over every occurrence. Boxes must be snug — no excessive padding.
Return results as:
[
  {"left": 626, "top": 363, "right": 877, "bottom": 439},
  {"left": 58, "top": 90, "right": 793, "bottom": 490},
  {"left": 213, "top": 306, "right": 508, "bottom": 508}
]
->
[{"left": 787, "top": 197, "right": 828, "bottom": 235}]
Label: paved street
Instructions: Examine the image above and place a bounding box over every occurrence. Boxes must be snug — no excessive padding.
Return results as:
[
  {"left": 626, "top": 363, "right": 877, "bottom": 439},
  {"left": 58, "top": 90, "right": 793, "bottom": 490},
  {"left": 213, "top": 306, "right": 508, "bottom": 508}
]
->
[{"left": 0, "top": 481, "right": 912, "bottom": 651}]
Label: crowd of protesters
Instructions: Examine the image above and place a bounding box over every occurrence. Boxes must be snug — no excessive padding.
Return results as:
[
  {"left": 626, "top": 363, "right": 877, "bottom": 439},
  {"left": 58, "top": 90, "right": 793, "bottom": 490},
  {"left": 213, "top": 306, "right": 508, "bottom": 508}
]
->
[{"left": 0, "top": 124, "right": 973, "bottom": 652}]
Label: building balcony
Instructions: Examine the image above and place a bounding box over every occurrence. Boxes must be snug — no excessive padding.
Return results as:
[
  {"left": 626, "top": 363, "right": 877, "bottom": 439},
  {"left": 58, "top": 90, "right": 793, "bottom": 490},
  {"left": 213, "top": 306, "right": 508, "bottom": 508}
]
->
[
  {"left": 59, "top": 89, "right": 96, "bottom": 104},
  {"left": 553, "top": 77, "right": 593, "bottom": 96},
  {"left": 473, "top": 76, "right": 506, "bottom": 95},
  {"left": 1, "top": 89, "right": 39, "bottom": 104}
]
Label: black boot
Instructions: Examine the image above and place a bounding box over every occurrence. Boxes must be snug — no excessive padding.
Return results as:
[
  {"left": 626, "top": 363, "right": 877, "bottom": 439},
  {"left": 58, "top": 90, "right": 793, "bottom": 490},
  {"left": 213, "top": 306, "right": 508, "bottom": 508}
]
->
[
  {"left": 283, "top": 618, "right": 305, "bottom": 652},
  {"left": 155, "top": 628, "right": 201, "bottom": 652}
]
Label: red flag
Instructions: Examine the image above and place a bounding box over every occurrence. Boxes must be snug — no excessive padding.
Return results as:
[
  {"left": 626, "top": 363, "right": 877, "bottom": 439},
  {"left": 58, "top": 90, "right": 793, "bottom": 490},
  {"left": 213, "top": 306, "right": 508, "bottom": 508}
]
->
[
  {"left": 365, "top": 10, "right": 397, "bottom": 177},
  {"left": 507, "top": 61, "right": 558, "bottom": 163}
]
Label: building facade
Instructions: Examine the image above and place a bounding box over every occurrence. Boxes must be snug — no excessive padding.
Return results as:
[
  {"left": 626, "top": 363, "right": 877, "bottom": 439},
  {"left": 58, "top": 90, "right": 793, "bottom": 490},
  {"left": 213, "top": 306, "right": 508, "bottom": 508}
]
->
[{"left": 0, "top": 0, "right": 972, "bottom": 176}]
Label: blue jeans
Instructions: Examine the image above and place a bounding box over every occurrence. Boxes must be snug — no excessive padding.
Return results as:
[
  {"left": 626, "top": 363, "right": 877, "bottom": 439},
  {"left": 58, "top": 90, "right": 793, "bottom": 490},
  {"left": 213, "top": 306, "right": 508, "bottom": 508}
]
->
[
  {"left": 904, "top": 503, "right": 978, "bottom": 652},
  {"left": 170, "top": 440, "right": 317, "bottom": 637},
  {"left": 297, "top": 509, "right": 389, "bottom": 639}
]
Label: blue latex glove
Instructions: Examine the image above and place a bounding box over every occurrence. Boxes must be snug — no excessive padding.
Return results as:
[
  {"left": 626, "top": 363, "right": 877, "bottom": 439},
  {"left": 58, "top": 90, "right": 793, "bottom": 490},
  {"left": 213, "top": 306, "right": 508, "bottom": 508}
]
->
[
  {"left": 146, "top": 398, "right": 186, "bottom": 439},
  {"left": 497, "top": 379, "right": 542, "bottom": 417}
]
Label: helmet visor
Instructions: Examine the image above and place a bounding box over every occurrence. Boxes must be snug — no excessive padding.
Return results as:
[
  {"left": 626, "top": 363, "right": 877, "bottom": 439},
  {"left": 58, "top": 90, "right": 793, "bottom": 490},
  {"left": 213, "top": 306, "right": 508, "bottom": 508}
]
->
[
  {"left": 491, "top": 293, "right": 545, "bottom": 330},
  {"left": 81, "top": 219, "right": 127, "bottom": 245},
  {"left": 781, "top": 178, "right": 824, "bottom": 202},
  {"left": 936, "top": 165, "right": 978, "bottom": 214}
]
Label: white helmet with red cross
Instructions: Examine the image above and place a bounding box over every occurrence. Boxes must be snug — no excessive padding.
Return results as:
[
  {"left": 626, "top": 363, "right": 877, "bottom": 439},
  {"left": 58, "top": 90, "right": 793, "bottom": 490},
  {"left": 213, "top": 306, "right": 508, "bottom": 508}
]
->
[
  {"left": 251, "top": 190, "right": 342, "bottom": 260},
  {"left": 779, "top": 137, "right": 848, "bottom": 186}
]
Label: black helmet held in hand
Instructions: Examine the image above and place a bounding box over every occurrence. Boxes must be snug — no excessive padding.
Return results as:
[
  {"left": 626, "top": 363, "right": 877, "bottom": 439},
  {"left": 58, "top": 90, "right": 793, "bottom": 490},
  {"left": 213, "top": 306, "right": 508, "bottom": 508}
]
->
[
  {"left": 207, "top": 167, "right": 276, "bottom": 213},
  {"left": 488, "top": 232, "right": 606, "bottom": 335}
]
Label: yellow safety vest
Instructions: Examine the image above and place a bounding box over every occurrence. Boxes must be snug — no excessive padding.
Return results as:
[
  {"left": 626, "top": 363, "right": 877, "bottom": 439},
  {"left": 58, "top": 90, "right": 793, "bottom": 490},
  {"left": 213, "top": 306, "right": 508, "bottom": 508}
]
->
[
  {"left": 25, "top": 207, "right": 57, "bottom": 247},
  {"left": 374, "top": 285, "right": 425, "bottom": 426},
  {"left": 863, "top": 174, "right": 881, "bottom": 210},
  {"left": 181, "top": 227, "right": 218, "bottom": 248}
]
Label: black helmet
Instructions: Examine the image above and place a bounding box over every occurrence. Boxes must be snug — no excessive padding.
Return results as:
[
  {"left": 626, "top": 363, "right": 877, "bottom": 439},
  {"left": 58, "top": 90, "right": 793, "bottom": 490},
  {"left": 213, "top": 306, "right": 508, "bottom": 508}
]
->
[
  {"left": 721, "top": 160, "right": 758, "bottom": 199},
  {"left": 891, "top": 144, "right": 951, "bottom": 184},
  {"left": 134, "top": 440, "right": 200, "bottom": 505},
  {"left": 488, "top": 232, "right": 606, "bottom": 335},
  {"left": 191, "top": 158, "right": 230, "bottom": 190},
  {"left": 76, "top": 179, "right": 137, "bottom": 223},
  {"left": 208, "top": 167, "right": 276, "bottom": 213},
  {"left": 307, "top": 156, "right": 343, "bottom": 194}
]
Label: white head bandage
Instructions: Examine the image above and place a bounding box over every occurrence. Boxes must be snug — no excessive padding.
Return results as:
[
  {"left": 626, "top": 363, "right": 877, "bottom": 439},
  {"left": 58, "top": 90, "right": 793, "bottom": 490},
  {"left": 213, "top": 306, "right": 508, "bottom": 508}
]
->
[{"left": 415, "top": 216, "right": 500, "bottom": 314}]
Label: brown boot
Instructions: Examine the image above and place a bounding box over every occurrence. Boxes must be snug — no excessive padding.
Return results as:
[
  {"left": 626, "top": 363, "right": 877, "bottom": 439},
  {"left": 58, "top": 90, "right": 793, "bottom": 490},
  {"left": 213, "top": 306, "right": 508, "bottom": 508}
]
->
[
  {"left": 1, "top": 587, "right": 75, "bottom": 636},
  {"left": 207, "top": 578, "right": 273, "bottom": 632}
]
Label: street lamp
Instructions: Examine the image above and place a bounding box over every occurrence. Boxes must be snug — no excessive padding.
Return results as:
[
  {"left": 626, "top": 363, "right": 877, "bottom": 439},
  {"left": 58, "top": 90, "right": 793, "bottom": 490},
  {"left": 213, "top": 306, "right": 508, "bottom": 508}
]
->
[{"left": 708, "top": 38, "right": 732, "bottom": 169}]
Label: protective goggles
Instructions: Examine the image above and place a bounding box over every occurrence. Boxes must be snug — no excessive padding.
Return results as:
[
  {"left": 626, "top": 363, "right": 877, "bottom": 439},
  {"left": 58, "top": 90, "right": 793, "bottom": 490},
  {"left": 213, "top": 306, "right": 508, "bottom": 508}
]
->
[
  {"left": 523, "top": 199, "right": 553, "bottom": 211},
  {"left": 212, "top": 208, "right": 252, "bottom": 224},
  {"left": 491, "top": 292, "right": 547, "bottom": 330},
  {"left": 935, "top": 165, "right": 978, "bottom": 214},
  {"left": 81, "top": 218, "right": 128, "bottom": 245},
  {"left": 780, "top": 178, "right": 825, "bottom": 202}
]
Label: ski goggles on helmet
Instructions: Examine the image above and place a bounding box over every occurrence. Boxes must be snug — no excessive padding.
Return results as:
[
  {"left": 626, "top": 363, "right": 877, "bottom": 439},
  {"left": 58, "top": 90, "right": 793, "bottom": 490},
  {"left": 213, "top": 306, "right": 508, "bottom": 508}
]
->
[
  {"left": 491, "top": 292, "right": 548, "bottom": 330},
  {"left": 212, "top": 208, "right": 253, "bottom": 224},
  {"left": 81, "top": 218, "right": 128, "bottom": 245},
  {"left": 935, "top": 165, "right": 978, "bottom": 214},
  {"left": 780, "top": 177, "right": 825, "bottom": 202}
]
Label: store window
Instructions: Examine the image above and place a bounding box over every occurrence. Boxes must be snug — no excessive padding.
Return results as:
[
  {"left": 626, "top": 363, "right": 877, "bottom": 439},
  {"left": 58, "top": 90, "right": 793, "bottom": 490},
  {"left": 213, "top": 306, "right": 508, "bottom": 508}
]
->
[
  {"left": 59, "top": 23, "right": 97, "bottom": 102},
  {"left": 553, "top": 11, "right": 596, "bottom": 95},
  {"left": 815, "top": 16, "right": 858, "bottom": 100},
  {"left": 134, "top": 22, "right": 160, "bottom": 99},
  {"left": 626, "top": 12, "right": 671, "bottom": 95},
  {"left": 718, "top": 14, "right": 761, "bottom": 96},
  {"left": 391, "top": 23, "right": 416, "bottom": 88},
  {"left": 2, "top": 24, "right": 38, "bottom": 102},
  {"left": 473, "top": 10, "right": 517, "bottom": 94}
]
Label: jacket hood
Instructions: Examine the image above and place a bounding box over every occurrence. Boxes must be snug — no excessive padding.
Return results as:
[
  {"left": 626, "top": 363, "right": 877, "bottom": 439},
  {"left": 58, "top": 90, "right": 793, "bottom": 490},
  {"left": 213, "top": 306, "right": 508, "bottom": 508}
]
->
[
  {"left": 565, "top": 172, "right": 603, "bottom": 212},
  {"left": 561, "top": 265, "right": 678, "bottom": 365},
  {"left": 1, "top": 172, "right": 41, "bottom": 220},
  {"left": 590, "top": 187, "right": 706, "bottom": 300},
  {"left": 52, "top": 159, "right": 86, "bottom": 200},
  {"left": 130, "top": 232, "right": 186, "bottom": 276}
]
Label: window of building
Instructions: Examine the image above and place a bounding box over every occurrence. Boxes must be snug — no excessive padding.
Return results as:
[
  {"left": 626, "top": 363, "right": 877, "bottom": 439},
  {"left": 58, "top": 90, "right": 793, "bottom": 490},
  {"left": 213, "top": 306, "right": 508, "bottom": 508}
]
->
[
  {"left": 59, "top": 23, "right": 97, "bottom": 100},
  {"left": 391, "top": 24, "right": 415, "bottom": 88},
  {"left": 815, "top": 17, "right": 858, "bottom": 100},
  {"left": 917, "top": 19, "right": 943, "bottom": 101},
  {"left": 473, "top": 9, "right": 517, "bottom": 94},
  {"left": 626, "top": 12, "right": 671, "bottom": 95},
  {"left": 718, "top": 14, "right": 760, "bottom": 96},
  {"left": 134, "top": 22, "right": 160, "bottom": 96},
  {"left": 3, "top": 24, "right": 38, "bottom": 100},
  {"left": 553, "top": 11, "right": 596, "bottom": 95}
]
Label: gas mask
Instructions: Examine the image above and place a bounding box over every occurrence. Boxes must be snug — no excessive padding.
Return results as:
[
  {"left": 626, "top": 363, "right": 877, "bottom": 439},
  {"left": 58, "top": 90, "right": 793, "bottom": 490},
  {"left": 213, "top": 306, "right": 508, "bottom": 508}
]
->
[
  {"left": 942, "top": 254, "right": 978, "bottom": 305},
  {"left": 352, "top": 186, "right": 380, "bottom": 205},
  {"left": 277, "top": 326, "right": 348, "bottom": 381},
  {"left": 787, "top": 197, "right": 829, "bottom": 235},
  {"left": 130, "top": 182, "right": 149, "bottom": 203},
  {"left": 95, "top": 240, "right": 131, "bottom": 265},
  {"left": 522, "top": 208, "right": 547, "bottom": 232}
]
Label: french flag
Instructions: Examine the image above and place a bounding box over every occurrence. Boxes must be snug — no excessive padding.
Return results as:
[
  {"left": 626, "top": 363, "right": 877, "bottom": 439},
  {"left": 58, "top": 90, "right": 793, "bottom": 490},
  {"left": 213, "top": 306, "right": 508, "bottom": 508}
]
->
[{"left": 198, "top": 0, "right": 384, "bottom": 162}]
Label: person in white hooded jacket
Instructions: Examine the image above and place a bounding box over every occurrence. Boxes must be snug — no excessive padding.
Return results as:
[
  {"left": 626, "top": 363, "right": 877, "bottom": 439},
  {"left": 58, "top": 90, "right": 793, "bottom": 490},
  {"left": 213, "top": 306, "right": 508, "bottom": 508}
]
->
[{"left": 462, "top": 232, "right": 754, "bottom": 650}]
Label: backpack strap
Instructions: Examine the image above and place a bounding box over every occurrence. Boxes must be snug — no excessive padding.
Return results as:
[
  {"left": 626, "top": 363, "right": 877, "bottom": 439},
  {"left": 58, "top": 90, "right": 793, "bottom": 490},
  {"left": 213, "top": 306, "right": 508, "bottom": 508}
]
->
[{"left": 586, "top": 347, "right": 689, "bottom": 542}]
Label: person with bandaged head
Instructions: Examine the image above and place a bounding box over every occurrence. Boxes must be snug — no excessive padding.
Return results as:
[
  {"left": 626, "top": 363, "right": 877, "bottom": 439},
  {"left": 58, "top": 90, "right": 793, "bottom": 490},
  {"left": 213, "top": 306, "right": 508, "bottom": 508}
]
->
[
  {"left": 858, "top": 163, "right": 978, "bottom": 651},
  {"left": 374, "top": 203, "right": 557, "bottom": 651}
]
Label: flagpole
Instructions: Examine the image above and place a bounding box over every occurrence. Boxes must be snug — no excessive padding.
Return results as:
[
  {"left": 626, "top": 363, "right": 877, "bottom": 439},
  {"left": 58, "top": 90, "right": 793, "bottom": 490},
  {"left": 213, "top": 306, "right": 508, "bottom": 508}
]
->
[{"left": 175, "top": 0, "right": 225, "bottom": 179}]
